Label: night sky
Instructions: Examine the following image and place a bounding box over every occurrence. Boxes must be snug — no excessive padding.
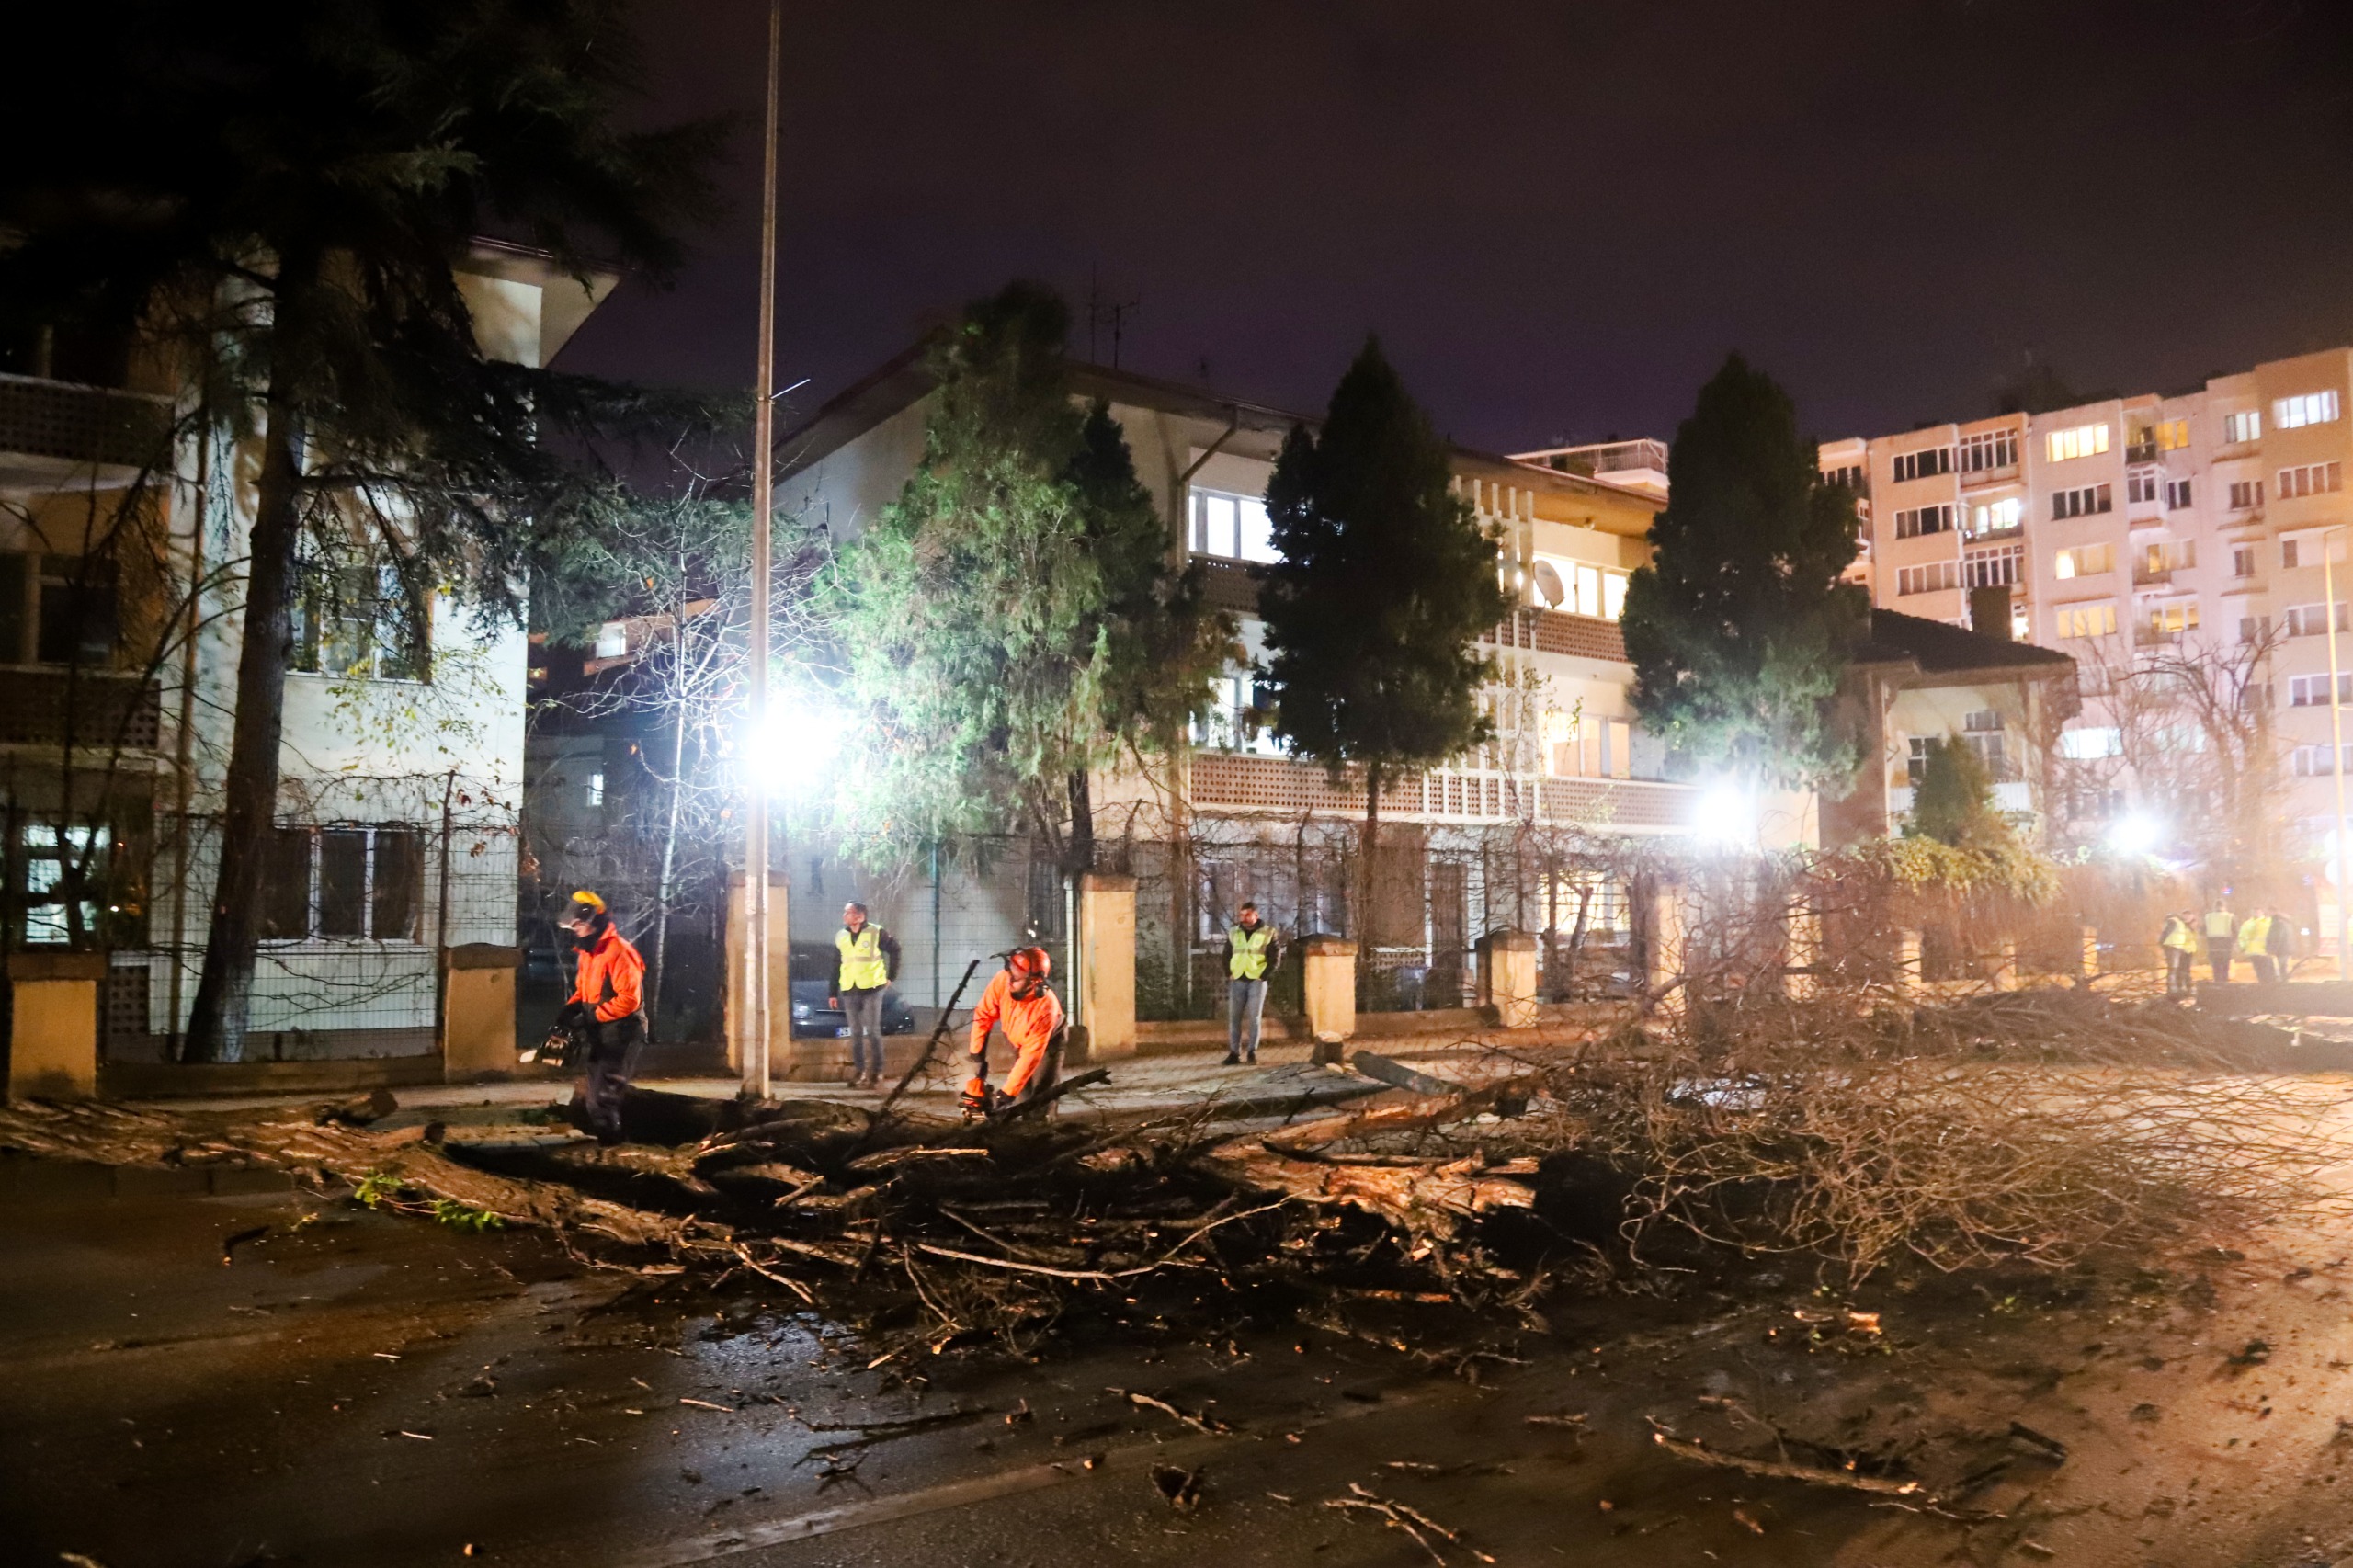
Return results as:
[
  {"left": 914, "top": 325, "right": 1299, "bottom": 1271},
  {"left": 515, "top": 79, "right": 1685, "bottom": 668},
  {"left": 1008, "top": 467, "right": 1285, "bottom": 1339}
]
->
[{"left": 557, "top": 0, "right": 2353, "bottom": 454}]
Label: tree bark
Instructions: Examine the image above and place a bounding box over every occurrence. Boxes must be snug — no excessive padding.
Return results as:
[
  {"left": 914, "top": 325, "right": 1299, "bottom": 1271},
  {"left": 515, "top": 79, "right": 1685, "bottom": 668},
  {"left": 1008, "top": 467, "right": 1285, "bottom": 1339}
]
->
[
  {"left": 183, "top": 250, "right": 316, "bottom": 1063},
  {"left": 1065, "top": 767, "right": 1095, "bottom": 880}
]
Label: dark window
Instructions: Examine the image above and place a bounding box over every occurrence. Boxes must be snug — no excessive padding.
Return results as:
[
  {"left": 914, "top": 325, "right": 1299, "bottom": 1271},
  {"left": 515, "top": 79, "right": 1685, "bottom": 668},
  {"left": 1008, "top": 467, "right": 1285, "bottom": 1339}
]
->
[
  {"left": 373, "top": 829, "right": 422, "bottom": 941},
  {"left": 35, "top": 555, "right": 117, "bottom": 666},
  {"left": 294, "top": 562, "right": 427, "bottom": 682},
  {"left": 0, "top": 553, "right": 25, "bottom": 662},
  {"left": 317, "top": 829, "right": 368, "bottom": 937},
  {"left": 261, "top": 828, "right": 312, "bottom": 939}
]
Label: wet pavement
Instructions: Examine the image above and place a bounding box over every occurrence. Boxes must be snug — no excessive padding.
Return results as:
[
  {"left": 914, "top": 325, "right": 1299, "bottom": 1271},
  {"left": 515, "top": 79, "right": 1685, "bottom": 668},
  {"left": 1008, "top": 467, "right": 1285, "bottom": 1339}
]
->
[{"left": 17, "top": 1142, "right": 2353, "bottom": 1566}]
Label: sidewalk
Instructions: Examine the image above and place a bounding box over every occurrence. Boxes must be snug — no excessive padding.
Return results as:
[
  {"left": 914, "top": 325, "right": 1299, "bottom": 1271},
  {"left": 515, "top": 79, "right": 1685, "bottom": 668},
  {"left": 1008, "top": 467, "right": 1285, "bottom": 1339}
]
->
[{"left": 120, "top": 1031, "right": 1572, "bottom": 1125}]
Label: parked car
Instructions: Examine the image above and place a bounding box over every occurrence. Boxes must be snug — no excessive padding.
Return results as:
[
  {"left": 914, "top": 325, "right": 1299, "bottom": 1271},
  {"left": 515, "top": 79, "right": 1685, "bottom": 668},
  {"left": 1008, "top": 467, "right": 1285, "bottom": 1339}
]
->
[{"left": 787, "top": 942, "right": 916, "bottom": 1039}]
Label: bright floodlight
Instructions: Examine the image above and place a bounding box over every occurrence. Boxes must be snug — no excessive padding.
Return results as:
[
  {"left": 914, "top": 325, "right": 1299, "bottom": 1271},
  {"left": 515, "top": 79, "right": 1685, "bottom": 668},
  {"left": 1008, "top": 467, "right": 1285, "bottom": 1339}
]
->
[
  {"left": 1697, "top": 780, "right": 1756, "bottom": 846},
  {"left": 752, "top": 699, "right": 846, "bottom": 793},
  {"left": 2106, "top": 812, "right": 2160, "bottom": 856}
]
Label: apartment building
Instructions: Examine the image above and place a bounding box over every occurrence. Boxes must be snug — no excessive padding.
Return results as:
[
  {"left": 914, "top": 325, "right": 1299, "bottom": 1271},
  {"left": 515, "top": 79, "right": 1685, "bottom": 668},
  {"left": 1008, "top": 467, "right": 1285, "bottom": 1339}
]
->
[
  {"left": 1822, "top": 348, "right": 2353, "bottom": 874},
  {"left": 0, "top": 242, "right": 610, "bottom": 1068}
]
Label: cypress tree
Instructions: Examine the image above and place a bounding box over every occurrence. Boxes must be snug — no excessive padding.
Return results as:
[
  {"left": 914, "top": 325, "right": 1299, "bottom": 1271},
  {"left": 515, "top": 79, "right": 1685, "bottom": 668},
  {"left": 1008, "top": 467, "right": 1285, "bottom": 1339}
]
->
[
  {"left": 1621, "top": 354, "right": 1866, "bottom": 791},
  {"left": 1258, "top": 338, "right": 1507, "bottom": 927}
]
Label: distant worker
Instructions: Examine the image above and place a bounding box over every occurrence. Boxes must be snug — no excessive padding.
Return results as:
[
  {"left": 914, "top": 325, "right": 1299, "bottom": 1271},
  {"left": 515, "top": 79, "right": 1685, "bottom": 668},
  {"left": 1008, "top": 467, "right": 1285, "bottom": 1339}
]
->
[
  {"left": 2267, "top": 909, "right": 2296, "bottom": 983},
  {"left": 2202, "top": 900, "right": 2237, "bottom": 985},
  {"left": 1222, "top": 901, "right": 1284, "bottom": 1066},
  {"left": 2158, "top": 911, "right": 2198, "bottom": 997},
  {"left": 559, "top": 891, "right": 644, "bottom": 1144},
  {"left": 962, "top": 947, "right": 1065, "bottom": 1117},
  {"left": 2236, "top": 908, "right": 2276, "bottom": 986},
  {"left": 833, "top": 902, "right": 902, "bottom": 1089}
]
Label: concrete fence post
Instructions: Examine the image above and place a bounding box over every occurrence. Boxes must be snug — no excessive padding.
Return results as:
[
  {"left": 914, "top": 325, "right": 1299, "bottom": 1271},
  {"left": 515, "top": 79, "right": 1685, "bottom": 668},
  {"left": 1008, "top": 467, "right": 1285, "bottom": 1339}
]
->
[
  {"left": 725, "top": 871, "right": 792, "bottom": 1079},
  {"left": 1075, "top": 872, "right": 1137, "bottom": 1062},
  {"left": 1986, "top": 938, "right": 2020, "bottom": 992},
  {"left": 1477, "top": 928, "right": 1540, "bottom": 1028},
  {"left": 1643, "top": 882, "right": 1685, "bottom": 999},
  {"left": 1895, "top": 929, "right": 1923, "bottom": 996},
  {"left": 442, "top": 944, "right": 520, "bottom": 1083},
  {"left": 6, "top": 951, "right": 106, "bottom": 1102},
  {"left": 1301, "top": 935, "right": 1358, "bottom": 1063},
  {"left": 2081, "top": 925, "right": 2100, "bottom": 980}
]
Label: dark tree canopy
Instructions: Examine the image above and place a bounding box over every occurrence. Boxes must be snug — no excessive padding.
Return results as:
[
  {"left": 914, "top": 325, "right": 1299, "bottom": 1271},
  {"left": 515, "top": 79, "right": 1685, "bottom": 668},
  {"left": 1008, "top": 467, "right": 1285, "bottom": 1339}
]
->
[
  {"left": 1621, "top": 353, "right": 1866, "bottom": 792},
  {"left": 0, "top": 0, "right": 722, "bottom": 1061},
  {"left": 1258, "top": 338, "right": 1507, "bottom": 801},
  {"left": 1908, "top": 736, "right": 2017, "bottom": 853}
]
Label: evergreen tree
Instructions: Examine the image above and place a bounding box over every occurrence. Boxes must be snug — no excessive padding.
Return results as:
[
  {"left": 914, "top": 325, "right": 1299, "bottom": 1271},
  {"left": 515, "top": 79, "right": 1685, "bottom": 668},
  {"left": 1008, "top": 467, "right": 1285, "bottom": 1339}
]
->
[
  {"left": 1621, "top": 354, "right": 1866, "bottom": 791},
  {"left": 1258, "top": 339, "right": 1508, "bottom": 921},
  {"left": 1908, "top": 737, "right": 2011, "bottom": 851},
  {"left": 0, "top": 0, "right": 721, "bottom": 1061},
  {"left": 833, "top": 283, "right": 1229, "bottom": 875}
]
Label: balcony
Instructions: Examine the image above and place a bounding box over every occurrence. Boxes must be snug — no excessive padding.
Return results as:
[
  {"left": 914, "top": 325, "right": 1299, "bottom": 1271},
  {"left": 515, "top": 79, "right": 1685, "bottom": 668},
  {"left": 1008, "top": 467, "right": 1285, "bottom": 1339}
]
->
[
  {"left": 1483, "top": 608, "right": 1627, "bottom": 663},
  {"left": 2124, "top": 443, "right": 2159, "bottom": 465},
  {"left": 1190, "top": 556, "right": 1261, "bottom": 617},
  {"left": 0, "top": 666, "right": 163, "bottom": 752},
  {"left": 0, "top": 374, "right": 174, "bottom": 488},
  {"left": 1186, "top": 751, "right": 1697, "bottom": 830},
  {"left": 2135, "top": 626, "right": 2186, "bottom": 648},
  {"left": 1959, "top": 462, "right": 2019, "bottom": 489},
  {"left": 2131, "top": 566, "right": 2175, "bottom": 587}
]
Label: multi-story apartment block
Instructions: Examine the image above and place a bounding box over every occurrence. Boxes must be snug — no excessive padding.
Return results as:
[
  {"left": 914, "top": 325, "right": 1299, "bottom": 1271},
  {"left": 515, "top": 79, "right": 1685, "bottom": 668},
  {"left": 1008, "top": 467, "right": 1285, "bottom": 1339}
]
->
[{"left": 1823, "top": 347, "right": 2353, "bottom": 908}]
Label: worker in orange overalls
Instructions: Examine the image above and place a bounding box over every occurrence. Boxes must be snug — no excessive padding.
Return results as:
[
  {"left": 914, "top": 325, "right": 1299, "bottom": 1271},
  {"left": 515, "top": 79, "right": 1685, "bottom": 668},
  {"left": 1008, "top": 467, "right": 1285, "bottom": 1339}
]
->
[
  {"left": 962, "top": 946, "right": 1064, "bottom": 1117},
  {"left": 559, "top": 890, "right": 645, "bottom": 1143}
]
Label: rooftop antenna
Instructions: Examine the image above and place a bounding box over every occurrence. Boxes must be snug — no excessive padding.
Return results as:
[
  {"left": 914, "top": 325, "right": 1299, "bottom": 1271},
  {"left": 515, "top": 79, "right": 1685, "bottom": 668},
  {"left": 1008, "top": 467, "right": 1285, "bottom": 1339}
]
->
[{"left": 1085, "top": 267, "right": 1139, "bottom": 369}]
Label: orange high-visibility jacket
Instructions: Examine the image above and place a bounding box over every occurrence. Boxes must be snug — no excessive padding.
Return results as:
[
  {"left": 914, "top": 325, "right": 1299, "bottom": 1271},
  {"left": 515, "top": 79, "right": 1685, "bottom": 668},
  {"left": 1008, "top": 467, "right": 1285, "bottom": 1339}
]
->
[
  {"left": 968, "top": 969, "right": 1064, "bottom": 1096},
  {"left": 572, "top": 925, "right": 645, "bottom": 1023}
]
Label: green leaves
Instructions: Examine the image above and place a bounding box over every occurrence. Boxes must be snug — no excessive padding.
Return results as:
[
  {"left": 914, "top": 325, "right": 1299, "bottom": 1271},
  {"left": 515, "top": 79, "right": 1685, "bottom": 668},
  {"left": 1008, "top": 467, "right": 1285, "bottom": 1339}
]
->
[
  {"left": 1621, "top": 355, "right": 1866, "bottom": 791},
  {"left": 831, "top": 284, "right": 1229, "bottom": 871}
]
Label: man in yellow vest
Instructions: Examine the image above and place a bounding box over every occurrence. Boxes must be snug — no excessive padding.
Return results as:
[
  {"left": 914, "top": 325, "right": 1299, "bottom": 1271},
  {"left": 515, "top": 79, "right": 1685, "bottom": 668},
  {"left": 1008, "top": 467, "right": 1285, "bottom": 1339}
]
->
[
  {"left": 2201, "top": 900, "right": 2237, "bottom": 985},
  {"left": 1222, "top": 901, "right": 1283, "bottom": 1066},
  {"left": 2157, "top": 910, "right": 2198, "bottom": 997},
  {"left": 834, "top": 903, "right": 901, "bottom": 1088},
  {"left": 2236, "top": 908, "right": 2277, "bottom": 986}
]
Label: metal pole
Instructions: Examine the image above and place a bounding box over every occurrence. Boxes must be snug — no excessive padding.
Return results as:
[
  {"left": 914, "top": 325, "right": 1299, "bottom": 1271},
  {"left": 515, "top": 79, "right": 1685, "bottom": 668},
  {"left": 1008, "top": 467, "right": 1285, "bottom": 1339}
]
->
[
  {"left": 2327, "top": 528, "right": 2350, "bottom": 973},
  {"left": 741, "top": 0, "right": 780, "bottom": 1099}
]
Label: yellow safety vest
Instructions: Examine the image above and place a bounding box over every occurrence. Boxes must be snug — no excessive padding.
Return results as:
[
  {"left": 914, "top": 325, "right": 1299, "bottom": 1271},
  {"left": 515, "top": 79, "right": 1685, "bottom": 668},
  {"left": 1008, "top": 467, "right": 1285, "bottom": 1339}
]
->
[
  {"left": 836, "top": 926, "right": 888, "bottom": 990},
  {"left": 1228, "top": 924, "right": 1273, "bottom": 981},
  {"left": 2159, "top": 917, "right": 2197, "bottom": 953},
  {"left": 2236, "top": 915, "right": 2271, "bottom": 956}
]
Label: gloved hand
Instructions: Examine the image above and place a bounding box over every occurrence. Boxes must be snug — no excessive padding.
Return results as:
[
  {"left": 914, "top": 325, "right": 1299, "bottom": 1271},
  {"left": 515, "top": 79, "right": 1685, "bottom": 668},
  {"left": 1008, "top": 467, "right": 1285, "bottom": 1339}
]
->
[{"left": 960, "top": 1062, "right": 991, "bottom": 1117}]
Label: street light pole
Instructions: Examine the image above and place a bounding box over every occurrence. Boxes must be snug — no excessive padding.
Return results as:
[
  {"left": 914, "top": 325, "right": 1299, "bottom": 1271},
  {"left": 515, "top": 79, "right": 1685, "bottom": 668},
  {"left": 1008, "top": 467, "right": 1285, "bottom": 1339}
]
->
[
  {"left": 2325, "top": 526, "right": 2350, "bottom": 973},
  {"left": 740, "top": 0, "right": 780, "bottom": 1100}
]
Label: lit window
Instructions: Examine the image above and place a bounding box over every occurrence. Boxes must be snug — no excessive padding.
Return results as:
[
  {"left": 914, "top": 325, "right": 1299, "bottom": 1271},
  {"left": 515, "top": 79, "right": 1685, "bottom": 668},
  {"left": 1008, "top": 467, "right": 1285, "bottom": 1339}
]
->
[
  {"left": 2056, "top": 602, "right": 2117, "bottom": 640},
  {"left": 2144, "top": 601, "right": 2199, "bottom": 637},
  {"left": 2045, "top": 424, "right": 2110, "bottom": 462},
  {"left": 2274, "top": 391, "right": 2341, "bottom": 429},
  {"left": 2053, "top": 543, "right": 2113, "bottom": 579},
  {"left": 1602, "top": 571, "right": 1627, "bottom": 621},
  {"left": 594, "top": 621, "right": 627, "bottom": 659},
  {"left": 585, "top": 771, "right": 605, "bottom": 809},
  {"left": 1968, "top": 496, "right": 2022, "bottom": 535},
  {"left": 1190, "top": 489, "right": 1278, "bottom": 563},
  {"left": 2060, "top": 727, "right": 2122, "bottom": 760},
  {"left": 2157, "top": 419, "right": 2190, "bottom": 451},
  {"left": 2222, "top": 410, "right": 2262, "bottom": 443}
]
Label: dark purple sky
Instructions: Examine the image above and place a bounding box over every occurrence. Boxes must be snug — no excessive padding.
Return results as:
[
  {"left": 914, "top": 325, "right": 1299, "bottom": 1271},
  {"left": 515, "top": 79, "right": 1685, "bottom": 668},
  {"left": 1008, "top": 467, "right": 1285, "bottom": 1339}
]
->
[{"left": 558, "top": 0, "right": 2353, "bottom": 452}]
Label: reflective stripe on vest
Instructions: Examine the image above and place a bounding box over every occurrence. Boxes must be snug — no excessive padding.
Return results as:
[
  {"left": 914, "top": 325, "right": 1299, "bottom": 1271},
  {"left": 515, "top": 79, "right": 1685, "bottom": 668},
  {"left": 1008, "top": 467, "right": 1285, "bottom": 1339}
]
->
[
  {"left": 837, "top": 926, "right": 888, "bottom": 990},
  {"left": 1229, "top": 925, "right": 1272, "bottom": 981}
]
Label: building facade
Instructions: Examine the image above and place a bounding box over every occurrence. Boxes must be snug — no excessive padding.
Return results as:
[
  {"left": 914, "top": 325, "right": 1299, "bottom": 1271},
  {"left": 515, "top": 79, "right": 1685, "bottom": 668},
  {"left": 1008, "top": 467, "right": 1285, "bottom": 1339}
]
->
[
  {"left": 776, "top": 355, "right": 1817, "bottom": 1020},
  {"left": 0, "top": 243, "right": 609, "bottom": 1064},
  {"left": 1822, "top": 348, "right": 2353, "bottom": 915}
]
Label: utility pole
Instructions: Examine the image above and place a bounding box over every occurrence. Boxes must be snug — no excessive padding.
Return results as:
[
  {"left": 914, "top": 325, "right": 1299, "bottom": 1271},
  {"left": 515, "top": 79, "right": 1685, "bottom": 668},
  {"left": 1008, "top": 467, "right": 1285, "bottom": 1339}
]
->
[
  {"left": 741, "top": 0, "right": 780, "bottom": 1100},
  {"left": 2327, "top": 526, "right": 2350, "bottom": 972}
]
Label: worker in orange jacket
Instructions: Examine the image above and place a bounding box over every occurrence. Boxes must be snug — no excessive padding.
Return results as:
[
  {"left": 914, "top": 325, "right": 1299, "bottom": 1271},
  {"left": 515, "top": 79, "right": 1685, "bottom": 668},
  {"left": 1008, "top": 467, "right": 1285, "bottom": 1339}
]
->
[
  {"left": 962, "top": 946, "right": 1064, "bottom": 1117},
  {"left": 560, "top": 890, "right": 645, "bottom": 1143}
]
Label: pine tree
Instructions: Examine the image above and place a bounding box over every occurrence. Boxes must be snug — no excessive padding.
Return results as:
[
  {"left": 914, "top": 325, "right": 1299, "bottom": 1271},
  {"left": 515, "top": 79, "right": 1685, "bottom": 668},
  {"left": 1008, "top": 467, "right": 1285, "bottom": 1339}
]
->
[
  {"left": 0, "top": 0, "right": 721, "bottom": 1061},
  {"left": 1621, "top": 354, "right": 1866, "bottom": 792},
  {"left": 833, "top": 283, "right": 1229, "bottom": 875},
  {"left": 1257, "top": 338, "right": 1508, "bottom": 926},
  {"left": 1908, "top": 737, "right": 2011, "bottom": 850}
]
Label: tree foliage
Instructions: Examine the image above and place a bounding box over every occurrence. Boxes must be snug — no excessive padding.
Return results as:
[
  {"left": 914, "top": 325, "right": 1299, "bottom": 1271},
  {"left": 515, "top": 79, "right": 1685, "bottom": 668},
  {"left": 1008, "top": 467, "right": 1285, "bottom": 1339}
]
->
[
  {"left": 0, "top": 0, "right": 722, "bottom": 1060},
  {"left": 832, "top": 282, "right": 1231, "bottom": 873},
  {"left": 1258, "top": 339, "right": 1507, "bottom": 803},
  {"left": 1907, "top": 736, "right": 2012, "bottom": 852},
  {"left": 1622, "top": 354, "right": 1867, "bottom": 791}
]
